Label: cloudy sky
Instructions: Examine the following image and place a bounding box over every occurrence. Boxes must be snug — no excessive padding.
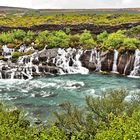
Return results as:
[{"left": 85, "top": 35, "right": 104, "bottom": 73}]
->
[{"left": 0, "top": 0, "right": 140, "bottom": 9}]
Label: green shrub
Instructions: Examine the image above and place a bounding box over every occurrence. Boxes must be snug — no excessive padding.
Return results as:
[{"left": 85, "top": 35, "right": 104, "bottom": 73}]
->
[
  {"left": 126, "top": 25, "right": 140, "bottom": 39},
  {"left": 48, "top": 30, "right": 70, "bottom": 48},
  {"left": 55, "top": 89, "right": 140, "bottom": 139},
  {"left": 12, "top": 51, "right": 23, "bottom": 62},
  {"left": 97, "top": 31, "right": 109, "bottom": 42},
  {"left": 95, "top": 112, "right": 140, "bottom": 140},
  {"left": 12, "top": 29, "right": 26, "bottom": 40},
  {"left": 70, "top": 34, "right": 80, "bottom": 48},
  {"left": 103, "top": 30, "right": 126, "bottom": 49},
  {"left": 123, "top": 38, "right": 140, "bottom": 50},
  {"left": 80, "top": 30, "right": 96, "bottom": 49},
  {"left": 35, "top": 30, "right": 49, "bottom": 48},
  {"left": 0, "top": 32, "right": 14, "bottom": 43},
  {"left": 23, "top": 31, "right": 35, "bottom": 45},
  {"left": 0, "top": 55, "right": 4, "bottom": 60}
]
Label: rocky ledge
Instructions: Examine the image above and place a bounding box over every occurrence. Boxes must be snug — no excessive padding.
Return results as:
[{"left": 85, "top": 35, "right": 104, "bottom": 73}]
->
[
  {"left": 0, "top": 22, "right": 140, "bottom": 34},
  {"left": 0, "top": 48, "right": 140, "bottom": 79}
]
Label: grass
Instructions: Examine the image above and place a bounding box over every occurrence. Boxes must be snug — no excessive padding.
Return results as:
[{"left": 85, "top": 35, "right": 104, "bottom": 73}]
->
[{"left": 0, "top": 13, "right": 139, "bottom": 27}]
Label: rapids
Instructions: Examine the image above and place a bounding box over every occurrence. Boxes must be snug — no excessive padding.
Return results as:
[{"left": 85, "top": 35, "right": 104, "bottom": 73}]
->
[{"left": 0, "top": 73, "right": 139, "bottom": 121}]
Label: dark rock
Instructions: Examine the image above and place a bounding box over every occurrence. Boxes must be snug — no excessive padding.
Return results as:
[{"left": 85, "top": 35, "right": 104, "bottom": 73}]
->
[
  {"left": 80, "top": 50, "right": 96, "bottom": 71},
  {"left": 32, "top": 59, "right": 39, "bottom": 65},
  {"left": 0, "top": 22, "right": 140, "bottom": 34},
  {"left": 117, "top": 51, "right": 135, "bottom": 75},
  {"left": 101, "top": 50, "right": 114, "bottom": 72},
  {"left": 38, "top": 48, "right": 58, "bottom": 63}
]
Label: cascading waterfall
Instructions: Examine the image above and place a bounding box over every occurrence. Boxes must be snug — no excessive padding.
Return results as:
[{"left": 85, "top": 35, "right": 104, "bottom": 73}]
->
[
  {"left": 18, "top": 53, "right": 40, "bottom": 79},
  {"left": 112, "top": 49, "right": 119, "bottom": 73},
  {"left": 18, "top": 56, "right": 33, "bottom": 79},
  {"left": 10, "top": 68, "right": 17, "bottom": 79},
  {"left": 89, "top": 48, "right": 101, "bottom": 72},
  {"left": 0, "top": 72, "right": 2, "bottom": 79},
  {"left": 96, "top": 51, "right": 101, "bottom": 72},
  {"left": 0, "top": 45, "right": 139, "bottom": 79},
  {"left": 0, "top": 63, "right": 2, "bottom": 79},
  {"left": 89, "top": 49, "right": 95, "bottom": 62},
  {"left": 129, "top": 49, "right": 140, "bottom": 78},
  {"left": 55, "top": 48, "right": 89, "bottom": 74},
  {"left": 89, "top": 48, "right": 97, "bottom": 63}
]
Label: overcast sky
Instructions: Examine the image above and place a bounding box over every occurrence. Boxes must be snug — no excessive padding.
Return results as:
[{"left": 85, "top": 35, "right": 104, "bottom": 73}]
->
[{"left": 0, "top": 0, "right": 140, "bottom": 9}]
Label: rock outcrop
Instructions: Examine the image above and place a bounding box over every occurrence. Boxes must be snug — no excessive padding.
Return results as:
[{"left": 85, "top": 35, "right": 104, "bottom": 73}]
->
[
  {"left": 0, "top": 48, "right": 140, "bottom": 79},
  {"left": 0, "top": 22, "right": 140, "bottom": 34}
]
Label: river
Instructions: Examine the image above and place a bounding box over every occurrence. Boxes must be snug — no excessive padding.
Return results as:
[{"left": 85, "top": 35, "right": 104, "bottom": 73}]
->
[{"left": 0, "top": 73, "right": 139, "bottom": 121}]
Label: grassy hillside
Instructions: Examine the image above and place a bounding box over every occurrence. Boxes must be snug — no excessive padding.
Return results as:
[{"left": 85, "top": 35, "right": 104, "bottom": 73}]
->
[{"left": 0, "top": 6, "right": 139, "bottom": 27}]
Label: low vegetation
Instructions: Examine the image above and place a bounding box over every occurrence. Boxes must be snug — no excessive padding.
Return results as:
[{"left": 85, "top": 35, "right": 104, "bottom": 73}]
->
[
  {"left": 97, "top": 29, "right": 140, "bottom": 52},
  {"left": 0, "top": 89, "right": 140, "bottom": 140},
  {"left": 0, "top": 13, "right": 140, "bottom": 27},
  {"left": 0, "top": 26, "right": 139, "bottom": 53}
]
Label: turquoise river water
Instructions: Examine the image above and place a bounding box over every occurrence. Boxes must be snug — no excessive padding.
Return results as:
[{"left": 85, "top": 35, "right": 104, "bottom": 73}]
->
[{"left": 0, "top": 73, "right": 139, "bottom": 121}]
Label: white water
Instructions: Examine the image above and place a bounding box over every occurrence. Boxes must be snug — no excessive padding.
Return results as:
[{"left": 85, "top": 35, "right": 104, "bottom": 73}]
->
[
  {"left": 129, "top": 49, "right": 140, "bottom": 78},
  {"left": 55, "top": 48, "right": 89, "bottom": 75},
  {"left": 96, "top": 51, "right": 101, "bottom": 72},
  {"left": 10, "top": 68, "right": 17, "bottom": 79},
  {"left": 112, "top": 50, "right": 119, "bottom": 73},
  {"left": 0, "top": 45, "right": 139, "bottom": 79},
  {"left": 89, "top": 49, "right": 101, "bottom": 72},
  {"left": 90, "top": 49, "right": 96, "bottom": 62},
  {"left": 18, "top": 52, "right": 40, "bottom": 79},
  {"left": 0, "top": 72, "right": 2, "bottom": 79}
]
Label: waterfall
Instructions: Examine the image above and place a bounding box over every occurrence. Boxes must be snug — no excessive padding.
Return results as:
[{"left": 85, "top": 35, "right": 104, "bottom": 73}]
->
[
  {"left": 95, "top": 51, "right": 101, "bottom": 72},
  {"left": 89, "top": 49, "right": 101, "bottom": 72},
  {"left": 90, "top": 49, "right": 94, "bottom": 62},
  {"left": 129, "top": 49, "right": 140, "bottom": 78},
  {"left": 18, "top": 55, "right": 33, "bottom": 79},
  {"left": 10, "top": 68, "right": 16, "bottom": 79},
  {"left": 55, "top": 48, "right": 89, "bottom": 75},
  {"left": 0, "top": 63, "right": 2, "bottom": 79},
  {"left": 112, "top": 50, "right": 119, "bottom": 73},
  {"left": 89, "top": 48, "right": 97, "bottom": 63},
  {"left": 0, "top": 72, "right": 2, "bottom": 79}
]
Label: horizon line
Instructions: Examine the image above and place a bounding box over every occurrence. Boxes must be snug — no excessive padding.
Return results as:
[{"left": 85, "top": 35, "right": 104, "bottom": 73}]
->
[{"left": 0, "top": 5, "right": 140, "bottom": 10}]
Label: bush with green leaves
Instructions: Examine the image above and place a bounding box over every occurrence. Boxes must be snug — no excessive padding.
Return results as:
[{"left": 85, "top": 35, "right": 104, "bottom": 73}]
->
[
  {"left": 23, "top": 31, "right": 35, "bottom": 45},
  {"left": 94, "top": 112, "right": 140, "bottom": 140},
  {"left": 35, "top": 30, "right": 49, "bottom": 49},
  {"left": 0, "top": 28, "right": 139, "bottom": 52},
  {"left": 103, "top": 30, "right": 126, "bottom": 49},
  {"left": 80, "top": 30, "right": 96, "bottom": 49},
  {"left": 48, "top": 30, "right": 70, "bottom": 48},
  {"left": 0, "top": 32, "right": 14, "bottom": 44},
  {"left": 12, "top": 29, "right": 26, "bottom": 41},
  {"left": 70, "top": 34, "right": 80, "bottom": 48},
  {"left": 55, "top": 89, "right": 140, "bottom": 139},
  {"left": 126, "top": 25, "right": 140, "bottom": 39},
  {"left": 97, "top": 31, "right": 109, "bottom": 42},
  {"left": 123, "top": 37, "right": 140, "bottom": 50},
  {"left": 98, "top": 30, "right": 140, "bottom": 51},
  {"left": 12, "top": 51, "right": 23, "bottom": 62}
]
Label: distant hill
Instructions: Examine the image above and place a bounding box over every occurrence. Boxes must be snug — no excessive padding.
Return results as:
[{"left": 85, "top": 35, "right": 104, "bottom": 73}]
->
[
  {"left": 0, "top": 6, "right": 31, "bottom": 11},
  {"left": 0, "top": 6, "right": 139, "bottom": 15}
]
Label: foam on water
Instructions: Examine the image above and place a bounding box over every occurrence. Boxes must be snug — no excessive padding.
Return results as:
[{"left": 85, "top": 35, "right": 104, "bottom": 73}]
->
[{"left": 0, "top": 74, "right": 139, "bottom": 120}]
